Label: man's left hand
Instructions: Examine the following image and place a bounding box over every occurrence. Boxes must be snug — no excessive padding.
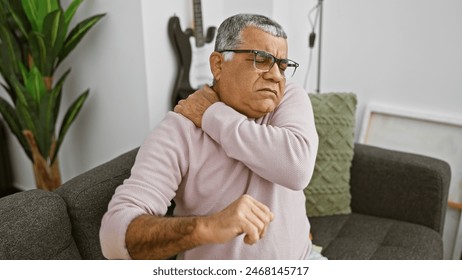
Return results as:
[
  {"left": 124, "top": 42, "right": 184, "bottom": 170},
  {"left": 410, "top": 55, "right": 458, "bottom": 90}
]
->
[{"left": 174, "top": 85, "right": 220, "bottom": 128}]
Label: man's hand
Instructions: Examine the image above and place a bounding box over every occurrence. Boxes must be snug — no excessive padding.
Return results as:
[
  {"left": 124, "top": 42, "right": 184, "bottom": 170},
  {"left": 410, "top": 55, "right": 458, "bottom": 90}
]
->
[
  {"left": 125, "top": 194, "right": 273, "bottom": 259},
  {"left": 198, "top": 194, "right": 274, "bottom": 245},
  {"left": 174, "top": 85, "right": 220, "bottom": 127}
]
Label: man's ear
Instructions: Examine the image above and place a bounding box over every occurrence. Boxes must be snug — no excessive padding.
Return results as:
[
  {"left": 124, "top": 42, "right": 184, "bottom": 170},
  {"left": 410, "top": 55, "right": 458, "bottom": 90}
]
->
[{"left": 210, "top": 52, "right": 223, "bottom": 81}]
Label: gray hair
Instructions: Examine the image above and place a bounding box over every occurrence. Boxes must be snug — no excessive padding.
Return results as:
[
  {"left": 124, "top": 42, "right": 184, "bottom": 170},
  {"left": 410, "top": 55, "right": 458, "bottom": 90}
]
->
[{"left": 214, "top": 14, "right": 287, "bottom": 53}]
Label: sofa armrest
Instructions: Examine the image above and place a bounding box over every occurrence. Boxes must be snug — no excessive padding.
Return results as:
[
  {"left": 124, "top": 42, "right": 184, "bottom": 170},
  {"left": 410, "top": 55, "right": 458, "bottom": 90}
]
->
[
  {"left": 56, "top": 148, "right": 139, "bottom": 259},
  {"left": 0, "top": 190, "right": 81, "bottom": 259},
  {"left": 350, "top": 144, "right": 450, "bottom": 234}
]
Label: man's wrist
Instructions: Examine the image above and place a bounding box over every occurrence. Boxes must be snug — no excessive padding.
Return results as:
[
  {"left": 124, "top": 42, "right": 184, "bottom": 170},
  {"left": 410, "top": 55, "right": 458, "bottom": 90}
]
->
[{"left": 193, "top": 216, "right": 216, "bottom": 245}]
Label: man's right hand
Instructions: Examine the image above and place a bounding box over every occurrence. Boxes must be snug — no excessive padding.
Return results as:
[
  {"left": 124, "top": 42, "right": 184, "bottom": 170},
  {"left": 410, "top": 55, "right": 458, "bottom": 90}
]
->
[{"left": 198, "top": 194, "right": 274, "bottom": 245}]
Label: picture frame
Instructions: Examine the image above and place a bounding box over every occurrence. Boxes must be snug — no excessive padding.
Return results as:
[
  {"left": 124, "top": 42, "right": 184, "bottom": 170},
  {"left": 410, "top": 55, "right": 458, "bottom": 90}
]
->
[{"left": 358, "top": 103, "right": 462, "bottom": 260}]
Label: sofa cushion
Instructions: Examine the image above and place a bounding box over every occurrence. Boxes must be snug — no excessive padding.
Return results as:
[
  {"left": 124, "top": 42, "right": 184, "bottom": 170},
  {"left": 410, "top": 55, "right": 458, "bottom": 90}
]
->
[
  {"left": 305, "top": 93, "right": 357, "bottom": 216},
  {"left": 310, "top": 213, "right": 443, "bottom": 259},
  {"left": 56, "top": 148, "right": 138, "bottom": 259},
  {"left": 0, "top": 189, "right": 81, "bottom": 259}
]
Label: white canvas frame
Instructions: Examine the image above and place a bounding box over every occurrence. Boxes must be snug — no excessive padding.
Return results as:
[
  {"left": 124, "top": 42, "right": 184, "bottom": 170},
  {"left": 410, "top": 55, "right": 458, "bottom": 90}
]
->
[{"left": 359, "top": 103, "right": 462, "bottom": 260}]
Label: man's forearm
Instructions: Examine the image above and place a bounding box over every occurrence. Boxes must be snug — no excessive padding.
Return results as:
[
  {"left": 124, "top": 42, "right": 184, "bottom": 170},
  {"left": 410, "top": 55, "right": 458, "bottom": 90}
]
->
[
  {"left": 125, "top": 214, "right": 206, "bottom": 260},
  {"left": 124, "top": 194, "right": 273, "bottom": 259}
]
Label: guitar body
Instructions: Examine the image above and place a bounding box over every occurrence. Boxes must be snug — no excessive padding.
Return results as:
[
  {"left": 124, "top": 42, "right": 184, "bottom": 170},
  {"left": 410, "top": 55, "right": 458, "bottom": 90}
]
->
[
  {"left": 168, "top": 1, "right": 216, "bottom": 109},
  {"left": 168, "top": 16, "right": 195, "bottom": 108},
  {"left": 189, "top": 37, "right": 214, "bottom": 90}
]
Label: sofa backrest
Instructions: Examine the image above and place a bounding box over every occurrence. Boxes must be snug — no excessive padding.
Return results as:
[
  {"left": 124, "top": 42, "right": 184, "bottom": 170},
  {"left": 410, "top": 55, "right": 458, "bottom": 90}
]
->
[
  {"left": 0, "top": 189, "right": 81, "bottom": 259},
  {"left": 56, "top": 148, "right": 138, "bottom": 259}
]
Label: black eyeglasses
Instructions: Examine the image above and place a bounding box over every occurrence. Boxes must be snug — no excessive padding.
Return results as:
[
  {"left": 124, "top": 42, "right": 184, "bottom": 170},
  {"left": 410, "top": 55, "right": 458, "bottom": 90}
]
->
[{"left": 218, "top": 49, "right": 299, "bottom": 78}]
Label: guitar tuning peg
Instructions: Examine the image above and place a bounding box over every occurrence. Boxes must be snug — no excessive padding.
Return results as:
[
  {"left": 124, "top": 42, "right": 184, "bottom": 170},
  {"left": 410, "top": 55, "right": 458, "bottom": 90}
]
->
[
  {"left": 185, "top": 28, "right": 194, "bottom": 37},
  {"left": 205, "top": 27, "right": 216, "bottom": 43}
]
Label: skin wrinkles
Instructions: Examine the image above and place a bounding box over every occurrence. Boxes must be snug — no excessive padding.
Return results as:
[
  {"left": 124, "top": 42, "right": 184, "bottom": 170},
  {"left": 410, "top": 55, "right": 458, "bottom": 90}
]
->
[{"left": 211, "top": 27, "right": 288, "bottom": 119}]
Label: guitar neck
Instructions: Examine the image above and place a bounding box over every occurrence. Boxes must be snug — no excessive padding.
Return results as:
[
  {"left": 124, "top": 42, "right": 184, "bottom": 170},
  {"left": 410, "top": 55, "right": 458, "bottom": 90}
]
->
[{"left": 193, "top": 0, "right": 205, "bottom": 47}]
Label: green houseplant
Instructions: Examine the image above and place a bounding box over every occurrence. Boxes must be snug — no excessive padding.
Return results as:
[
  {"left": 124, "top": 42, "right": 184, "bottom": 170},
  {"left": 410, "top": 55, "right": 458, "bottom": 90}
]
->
[{"left": 0, "top": 0, "right": 105, "bottom": 191}]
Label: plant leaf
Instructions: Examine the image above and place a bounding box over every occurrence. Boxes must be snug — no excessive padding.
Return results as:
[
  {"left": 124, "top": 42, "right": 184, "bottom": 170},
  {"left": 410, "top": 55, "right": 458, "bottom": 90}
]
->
[
  {"left": 10, "top": 77, "right": 36, "bottom": 128},
  {"left": 9, "top": 79, "right": 40, "bottom": 158},
  {"left": 0, "top": 24, "right": 22, "bottom": 77},
  {"left": 63, "top": 0, "right": 83, "bottom": 29},
  {"left": 50, "top": 69, "right": 71, "bottom": 124},
  {"left": 0, "top": 26, "right": 21, "bottom": 104},
  {"left": 1, "top": 0, "right": 30, "bottom": 40},
  {"left": 0, "top": 71, "right": 16, "bottom": 104},
  {"left": 52, "top": 89, "right": 89, "bottom": 163},
  {"left": 44, "top": 9, "right": 65, "bottom": 52},
  {"left": 21, "top": 0, "right": 59, "bottom": 32},
  {"left": 57, "top": 13, "right": 105, "bottom": 66},
  {"left": 0, "top": 83, "right": 14, "bottom": 103},
  {"left": 43, "top": 0, "right": 59, "bottom": 14},
  {"left": 11, "top": 74, "right": 51, "bottom": 158},
  {"left": 17, "top": 62, "right": 29, "bottom": 86},
  {"left": 15, "top": 65, "right": 51, "bottom": 158},
  {"left": 42, "top": 9, "right": 66, "bottom": 74},
  {"left": 28, "top": 31, "right": 47, "bottom": 72},
  {"left": 24, "top": 66, "right": 46, "bottom": 105},
  {"left": 21, "top": 0, "right": 40, "bottom": 32},
  {"left": 35, "top": 91, "right": 54, "bottom": 158},
  {"left": 0, "top": 96, "right": 32, "bottom": 159}
]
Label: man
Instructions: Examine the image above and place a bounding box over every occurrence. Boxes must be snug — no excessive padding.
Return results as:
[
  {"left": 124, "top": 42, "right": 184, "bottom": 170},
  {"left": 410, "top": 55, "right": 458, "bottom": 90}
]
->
[{"left": 100, "top": 13, "right": 318, "bottom": 260}]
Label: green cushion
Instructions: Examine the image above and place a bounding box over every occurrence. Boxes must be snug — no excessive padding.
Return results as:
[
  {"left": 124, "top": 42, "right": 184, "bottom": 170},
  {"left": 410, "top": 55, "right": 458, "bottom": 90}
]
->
[{"left": 305, "top": 93, "right": 357, "bottom": 217}]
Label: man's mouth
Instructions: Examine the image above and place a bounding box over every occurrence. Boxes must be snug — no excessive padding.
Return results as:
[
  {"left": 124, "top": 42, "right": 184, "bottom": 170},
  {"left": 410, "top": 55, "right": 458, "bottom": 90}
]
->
[{"left": 259, "top": 88, "right": 278, "bottom": 96}]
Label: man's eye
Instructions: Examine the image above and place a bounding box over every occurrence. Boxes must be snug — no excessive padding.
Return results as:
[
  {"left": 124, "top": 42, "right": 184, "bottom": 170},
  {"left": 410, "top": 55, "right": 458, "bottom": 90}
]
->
[
  {"left": 255, "top": 56, "right": 269, "bottom": 63},
  {"left": 256, "top": 53, "right": 272, "bottom": 62},
  {"left": 255, "top": 58, "right": 267, "bottom": 63},
  {"left": 279, "top": 62, "right": 289, "bottom": 71}
]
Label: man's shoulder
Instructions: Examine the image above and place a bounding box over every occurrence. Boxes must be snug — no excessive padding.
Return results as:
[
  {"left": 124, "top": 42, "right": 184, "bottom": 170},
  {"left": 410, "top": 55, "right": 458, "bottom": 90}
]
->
[
  {"left": 141, "top": 111, "right": 202, "bottom": 155},
  {"left": 279, "top": 82, "right": 310, "bottom": 107},
  {"left": 160, "top": 111, "right": 197, "bottom": 129},
  {"left": 257, "top": 83, "right": 309, "bottom": 124},
  {"left": 284, "top": 82, "right": 306, "bottom": 97},
  {"left": 149, "top": 111, "right": 200, "bottom": 140}
]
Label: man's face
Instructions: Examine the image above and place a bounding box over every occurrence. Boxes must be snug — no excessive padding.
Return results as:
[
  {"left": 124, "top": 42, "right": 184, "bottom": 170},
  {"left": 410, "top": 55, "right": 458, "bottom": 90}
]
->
[{"left": 211, "top": 27, "right": 288, "bottom": 119}]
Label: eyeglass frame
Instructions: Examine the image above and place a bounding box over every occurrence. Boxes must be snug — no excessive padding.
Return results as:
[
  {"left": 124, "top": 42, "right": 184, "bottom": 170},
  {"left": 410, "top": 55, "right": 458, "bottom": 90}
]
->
[{"left": 217, "top": 49, "right": 299, "bottom": 78}]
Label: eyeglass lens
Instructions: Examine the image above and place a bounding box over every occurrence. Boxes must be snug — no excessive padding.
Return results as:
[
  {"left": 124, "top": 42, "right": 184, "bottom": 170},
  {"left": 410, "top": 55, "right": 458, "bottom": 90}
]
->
[{"left": 253, "top": 51, "right": 297, "bottom": 78}]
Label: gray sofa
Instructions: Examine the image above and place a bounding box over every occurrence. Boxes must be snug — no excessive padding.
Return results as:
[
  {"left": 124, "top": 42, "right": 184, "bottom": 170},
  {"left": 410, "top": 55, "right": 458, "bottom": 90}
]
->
[{"left": 0, "top": 144, "right": 450, "bottom": 259}]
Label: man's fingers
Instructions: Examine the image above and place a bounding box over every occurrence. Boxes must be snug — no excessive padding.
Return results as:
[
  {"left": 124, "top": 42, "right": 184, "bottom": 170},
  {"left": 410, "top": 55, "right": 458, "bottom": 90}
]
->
[
  {"left": 242, "top": 221, "right": 261, "bottom": 245},
  {"left": 205, "top": 195, "right": 273, "bottom": 245},
  {"left": 172, "top": 86, "right": 219, "bottom": 128},
  {"left": 201, "top": 85, "right": 220, "bottom": 103},
  {"left": 238, "top": 196, "right": 274, "bottom": 244}
]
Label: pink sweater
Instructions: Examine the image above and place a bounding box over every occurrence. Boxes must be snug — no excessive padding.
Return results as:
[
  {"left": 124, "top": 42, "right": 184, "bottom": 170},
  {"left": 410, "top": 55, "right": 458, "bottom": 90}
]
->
[{"left": 100, "top": 83, "right": 318, "bottom": 259}]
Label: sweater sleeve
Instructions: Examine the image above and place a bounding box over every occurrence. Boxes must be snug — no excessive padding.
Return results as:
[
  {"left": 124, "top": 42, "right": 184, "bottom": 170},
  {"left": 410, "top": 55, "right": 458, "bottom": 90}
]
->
[
  {"left": 99, "top": 112, "right": 190, "bottom": 259},
  {"left": 201, "top": 83, "right": 318, "bottom": 191}
]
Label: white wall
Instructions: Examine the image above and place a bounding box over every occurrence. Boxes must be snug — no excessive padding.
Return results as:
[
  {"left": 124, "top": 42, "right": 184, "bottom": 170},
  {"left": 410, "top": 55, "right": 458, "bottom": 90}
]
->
[
  {"left": 305, "top": 0, "right": 462, "bottom": 259},
  {"left": 318, "top": 0, "right": 462, "bottom": 138},
  {"left": 2, "top": 0, "right": 461, "bottom": 258}
]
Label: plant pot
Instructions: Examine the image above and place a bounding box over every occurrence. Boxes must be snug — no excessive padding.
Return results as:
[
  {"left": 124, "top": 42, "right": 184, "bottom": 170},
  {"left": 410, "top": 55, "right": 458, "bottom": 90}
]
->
[
  {"left": 31, "top": 155, "right": 62, "bottom": 191},
  {"left": 23, "top": 130, "right": 61, "bottom": 191}
]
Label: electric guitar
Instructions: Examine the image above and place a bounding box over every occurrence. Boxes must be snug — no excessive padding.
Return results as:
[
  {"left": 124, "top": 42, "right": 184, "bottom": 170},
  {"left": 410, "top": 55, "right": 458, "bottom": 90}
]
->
[{"left": 168, "top": 0, "right": 216, "bottom": 108}]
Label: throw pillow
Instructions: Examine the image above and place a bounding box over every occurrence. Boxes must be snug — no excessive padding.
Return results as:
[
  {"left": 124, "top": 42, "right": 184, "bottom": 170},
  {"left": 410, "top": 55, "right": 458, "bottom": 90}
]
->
[{"left": 305, "top": 93, "right": 357, "bottom": 217}]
